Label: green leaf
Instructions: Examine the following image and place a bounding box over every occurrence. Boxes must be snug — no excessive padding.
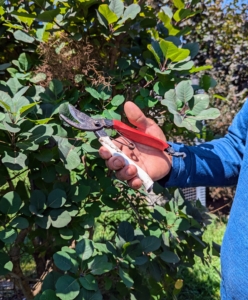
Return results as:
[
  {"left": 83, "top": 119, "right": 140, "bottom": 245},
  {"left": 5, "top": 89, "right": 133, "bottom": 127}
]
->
[
  {"left": 47, "top": 189, "right": 67, "bottom": 209},
  {"left": 109, "top": 0, "right": 124, "bottom": 18},
  {"left": 173, "top": 218, "right": 190, "bottom": 231},
  {"left": 160, "top": 250, "right": 180, "bottom": 263},
  {"left": 173, "top": 0, "right": 185, "bottom": 9},
  {"left": 0, "top": 91, "right": 11, "bottom": 110},
  {"left": 79, "top": 274, "right": 98, "bottom": 291},
  {"left": 40, "top": 290, "right": 59, "bottom": 300},
  {"left": 201, "top": 75, "right": 217, "bottom": 91},
  {"left": 35, "top": 216, "right": 51, "bottom": 229},
  {"left": 30, "top": 118, "right": 54, "bottom": 125},
  {"left": 173, "top": 8, "right": 198, "bottom": 22},
  {"left": 20, "top": 102, "right": 38, "bottom": 116},
  {"left": 49, "top": 79, "right": 63, "bottom": 98},
  {"left": 85, "top": 87, "right": 101, "bottom": 100},
  {"left": 58, "top": 143, "right": 81, "bottom": 170},
  {"left": 121, "top": 4, "right": 140, "bottom": 22},
  {"left": 189, "top": 65, "right": 213, "bottom": 73},
  {"left": 96, "top": 10, "right": 108, "bottom": 28},
  {"left": 111, "top": 94, "right": 125, "bottom": 106},
  {"left": 161, "top": 90, "right": 178, "bottom": 114},
  {"left": 0, "top": 63, "right": 11, "bottom": 71},
  {"left": 147, "top": 44, "right": 161, "bottom": 65},
  {"left": 59, "top": 228, "right": 73, "bottom": 240},
  {"left": 9, "top": 217, "right": 29, "bottom": 229},
  {"left": 98, "top": 4, "right": 118, "bottom": 24},
  {"left": 13, "top": 30, "right": 34, "bottom": 43},
  {"left": 2, "top": 151, "right": 27, "bottom": 171},
  {"left": 24, "top": 124, "right": 53, "bottom": 144},
  {"left": 152, "top": 206, "right": 167, "bottom": 222},
  {"left": 158, "top": 12, "right": 180, "bottom": 35},
  {"left": 3, "top": 121, "right": 20, "bottom": 133},
  {"left": 0, "top": 100, "right": 11, "bottom": 111},
  {"left": 103, "top": 109, "right": 121, "bottom": 120},
  {"left": 175, "top": 116, "right": 200, "bottom": 132},
  {"left": 7, "top": 78, "right": 23, "bottom": 95},
  {"left": 213, "top": 94, "right": 227, "bottom": 101},
  {"left": 42, "top": 271, "right": 62, "bottom": 292},
  {"left": 0, "top": 191, "right": 22, "bottom": 215},
  {"left": 170, "top": 60, "right": 194, "bottom": 71},
  {"left": 161, "top": 6, "right": 173, "bottom": 18},
  {"left": 41, "top": 165, "right": 57, "bottom": 183},
  {"left": 0, "top": 228, "right": 17, "bottom": 244},
  {"left": 53, "top": 251, "right": 72, "bottom": 271},
  {"left": 119, "top": 267, "right": 134, "bottom": 288},
  {"left": 134, "top": 256, "right": 149, "bottom": 266},
  {"left": 76, "top": 238, "right": 94, "bottom": 261},
  {"left": 98, "top": 85, "right": 112, "bottom": 101},
  {"left": 18, "top": 53, "right": 32, "bottom": 71},
  {"left": 75, "top": 288, "right": 102, "bottom": 300},
  {"left": 37, "top": 8, "right": 60, "bottom": 22},
  {"left": 140, "top": 236, "right": 161, "bottom": 253},
  {"left": 146, "top": 96, "right": 158, "bottom": 108},
  {"left": 140, "top": 88, "right": 149, "bottom": 97},
  {"left": 159, "top": 40, "right": 190, "bottom": 62},
  {"left": 0, "top": 252, "right": 13, "bottom": 275},
  {"left": 88, "top": 255, "right": 112, "bottom": 275},
  {"left": 11, "top": 86, "right": 30, "bottom": 112},
  {"left": 117, "top": 58, "right": 131, "bottom": 70},
  {"left": 183, "top": 42, "right": 199, "bottom": 59},
  {"left": 72, "top": 185, "right": 90, "bottom": 202},
  {"left": 29, "top": 190, "right": 46, "bottom": 216},
  {"left": 118, "top": 221, "right": 134, "bottom": 242},
  {"left": 50, "top": 209, "right": 72, "bottom": 228},
  {"left": 55, "top": 275, "right": 80, "bottom": 300},
  {"left": 30, "top": 72, "right": 46, "bottom": 83},
  {"left": 0, "top": 112, "right": 5, "bottom": 121},
  {"left": 175, "top": 80, "right": 194, "bottom": 103},
  {"left": 11, "top": 10, "right": 36, "bottom": 26},
  {"left": 190, "top": 108, "right": 220, "bottom": 120},
  {"left": 188, "top": 94, "right": 209, "bottom": 115}
]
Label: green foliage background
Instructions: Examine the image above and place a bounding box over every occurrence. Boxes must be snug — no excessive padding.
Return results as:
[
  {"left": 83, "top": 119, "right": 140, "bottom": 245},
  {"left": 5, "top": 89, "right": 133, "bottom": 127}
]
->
[{"left": 0, "top": 0, "right": 239, "bottom": 299}]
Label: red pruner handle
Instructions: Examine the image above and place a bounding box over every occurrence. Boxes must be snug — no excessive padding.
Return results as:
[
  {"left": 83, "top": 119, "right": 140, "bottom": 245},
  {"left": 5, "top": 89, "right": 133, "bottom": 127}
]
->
[{"left": 113, "top": 120, "right": 170, "bottom": 151}]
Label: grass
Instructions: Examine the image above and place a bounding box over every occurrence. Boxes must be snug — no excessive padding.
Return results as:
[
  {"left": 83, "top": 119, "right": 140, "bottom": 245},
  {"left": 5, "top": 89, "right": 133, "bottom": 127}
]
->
[{"left": 178, "top": 218, "right": 227, "bottom": 300}]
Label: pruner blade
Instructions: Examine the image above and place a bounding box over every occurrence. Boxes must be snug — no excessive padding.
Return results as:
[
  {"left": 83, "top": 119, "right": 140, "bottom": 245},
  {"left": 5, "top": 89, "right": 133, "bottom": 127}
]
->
[{"left": 60, "top": 105, "right": 113, "bottom": 137}]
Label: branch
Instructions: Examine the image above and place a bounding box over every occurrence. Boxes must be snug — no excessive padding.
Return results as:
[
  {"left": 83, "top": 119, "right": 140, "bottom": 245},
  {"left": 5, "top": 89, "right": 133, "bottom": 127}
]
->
[
  {"left": 32, "top": 260, "right": 53, "bottom": 297},
  {"left": 9, "top": 227, "right": 34, "bottom": 300}
]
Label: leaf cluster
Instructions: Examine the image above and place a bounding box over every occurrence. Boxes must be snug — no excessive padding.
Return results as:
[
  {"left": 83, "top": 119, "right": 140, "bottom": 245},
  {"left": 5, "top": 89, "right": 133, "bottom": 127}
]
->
[{"left": 0, "top": 0, "right": 221, "bottom": 299}]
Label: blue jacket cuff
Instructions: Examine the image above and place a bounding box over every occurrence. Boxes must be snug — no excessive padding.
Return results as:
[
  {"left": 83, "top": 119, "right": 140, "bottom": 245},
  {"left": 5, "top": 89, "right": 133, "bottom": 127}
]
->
[{"left": 158, "top": 142, "right": 189, "bottom": 187}]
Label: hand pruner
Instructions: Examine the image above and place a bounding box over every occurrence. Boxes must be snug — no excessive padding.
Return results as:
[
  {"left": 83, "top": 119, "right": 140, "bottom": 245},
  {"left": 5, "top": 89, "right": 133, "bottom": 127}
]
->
[{"left": 60, "top": 105, "right": 185, "bottom": 192}]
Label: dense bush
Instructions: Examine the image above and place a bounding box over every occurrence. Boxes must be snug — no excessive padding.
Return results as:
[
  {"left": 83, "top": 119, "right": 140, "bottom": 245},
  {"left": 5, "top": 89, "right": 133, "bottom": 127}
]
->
[{"left": 0, "top": 0, "right": 221, "bottom": 299}]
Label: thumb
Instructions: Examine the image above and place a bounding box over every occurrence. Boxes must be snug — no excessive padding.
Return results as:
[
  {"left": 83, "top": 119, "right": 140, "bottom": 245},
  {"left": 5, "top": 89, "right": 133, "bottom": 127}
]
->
[
  {"left": 124, "top": 101, "right": 155, "bottom": 130},
  {"left": 124, "top": 101, "right": 166, "bottom": 141}
]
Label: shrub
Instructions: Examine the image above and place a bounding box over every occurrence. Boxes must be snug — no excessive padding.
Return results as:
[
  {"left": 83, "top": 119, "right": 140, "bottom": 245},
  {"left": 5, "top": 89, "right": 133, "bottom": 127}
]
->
[{"left": 0, "top": 0, "right": 219, "bottom": 299}]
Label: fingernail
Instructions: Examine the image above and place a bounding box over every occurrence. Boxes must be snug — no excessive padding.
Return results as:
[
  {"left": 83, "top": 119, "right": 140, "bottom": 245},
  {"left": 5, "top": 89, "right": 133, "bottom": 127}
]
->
[
  {"left": 113, "top": 159, "right": 123, "bottom": 168},
  {"left": 125, "top": 168, "right": 135, "bottom": 176}
]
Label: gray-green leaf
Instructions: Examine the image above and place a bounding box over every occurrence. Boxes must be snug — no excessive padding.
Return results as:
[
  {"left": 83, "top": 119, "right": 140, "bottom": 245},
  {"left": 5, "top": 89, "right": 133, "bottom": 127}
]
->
[
  {"left": 175, "top": 81, "right": 194, "bottom": 103},
  {"left": 55, "top": 275, "right": 80, "bottom": 300},
  {"left": 76, "top": 238, "right": 94, "bottom": 261}
]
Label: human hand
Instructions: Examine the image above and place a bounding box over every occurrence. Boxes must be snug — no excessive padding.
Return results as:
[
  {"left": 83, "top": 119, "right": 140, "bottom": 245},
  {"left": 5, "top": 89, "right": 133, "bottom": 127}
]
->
[{"left": 99, "top": 101, "right": 172, "bottom": 190}]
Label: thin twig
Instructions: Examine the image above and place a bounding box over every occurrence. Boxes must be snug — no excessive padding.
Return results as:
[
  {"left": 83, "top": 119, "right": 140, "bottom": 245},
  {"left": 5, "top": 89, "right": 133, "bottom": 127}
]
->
[{"left": 209, "top": 201, "right": 232, "bottom": 214}]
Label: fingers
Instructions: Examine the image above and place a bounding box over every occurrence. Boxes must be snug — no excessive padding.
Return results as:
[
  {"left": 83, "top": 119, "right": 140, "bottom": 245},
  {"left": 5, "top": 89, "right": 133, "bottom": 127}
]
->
[
  {"left": 99, "top": 146, "right": 125, "bottom": 169},
  {"left": 115, "top": 166, "right": 142, "bottom": 190},
  {"left": 99, "top": 146, "right": 141, "bottom": 189}
]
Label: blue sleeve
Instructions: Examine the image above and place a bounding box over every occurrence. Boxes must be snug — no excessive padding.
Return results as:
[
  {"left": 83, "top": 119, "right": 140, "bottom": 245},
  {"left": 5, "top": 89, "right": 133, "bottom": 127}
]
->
[{"left": 159, "top": 100, "right": 248, "bottom": 188}]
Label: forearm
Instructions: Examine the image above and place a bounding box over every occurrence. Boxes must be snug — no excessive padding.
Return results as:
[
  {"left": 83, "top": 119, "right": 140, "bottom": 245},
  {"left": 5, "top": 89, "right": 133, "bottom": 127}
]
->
[
  {"left": 159, "top": 101, "right": 248, "bottom": 188},
  {"left": 159, "top": 138, "right": 242, "bottom": 188}
]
